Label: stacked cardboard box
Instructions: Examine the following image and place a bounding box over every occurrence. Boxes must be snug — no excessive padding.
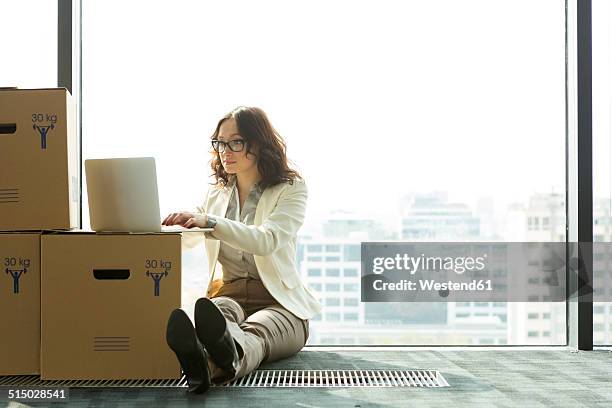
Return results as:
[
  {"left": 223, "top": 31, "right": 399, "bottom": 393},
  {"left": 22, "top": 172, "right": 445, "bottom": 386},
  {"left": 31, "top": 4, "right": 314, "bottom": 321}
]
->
[
  {"left": 0, "top": 232, "right": 41, "bottom": 375},
  {"left": 40, "top": 232, "right": 181, "bottom": 380},
  {"left": 0, "top": 88, "right": 76, "bottom": 376},
  {"left": 0, "top": 88, "right": 79, "bottom": 231},
  {"left": 0, "top": 89, "right": 181, "bottom": 380}
]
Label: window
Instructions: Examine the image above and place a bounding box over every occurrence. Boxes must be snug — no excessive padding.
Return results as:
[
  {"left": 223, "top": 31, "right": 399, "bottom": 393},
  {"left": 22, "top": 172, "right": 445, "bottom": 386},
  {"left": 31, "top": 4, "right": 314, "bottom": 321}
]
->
[
  {"left": 309, "top": 283, "right": 322, "bottom": 291},
  {"left": 83, "top": 0, "right": 566, "bottom": 346},
  {"left": 325, "top": 283, "right": 340, "bottom": 292},
  {"left": 593, "top": 0, "right": 612, "bottom": 345},
  {"left": 325, "top": 268, "right": 340, "bottom": 277},
  {"left": 326, "top": 313, "right": 341, "bottom": 322},
  {"left": 325, "top": 298, "right": 340, "bottom": 306},
  {"left": 344, "top": 298, "right": 359, "bottom": 307},
  {"left": 343, "top": 283, "right": 359, "bottom": 292},
  {"left": 307, "top": 268, "right": 322, "bottom": 277},
  {"left": 494, "top": 314, "right": 507, "bottom": 323},
  {"left": 528, "top": 313, "right": 539, "bottom": 319},
  {"left": 343, "top": 268, "right": 359, "bottom": 277},
  {"left": 343, "top": 244, "right": 360, "bottom": 262},
  {"left": 527, "top": 331, "right": 539, "bottom": 338},
  {"left": 344, "top": 313, "right": 358, "bottom": 321},
  {"left": 0, "top": 2, "right": 57, "bottom": 88}
]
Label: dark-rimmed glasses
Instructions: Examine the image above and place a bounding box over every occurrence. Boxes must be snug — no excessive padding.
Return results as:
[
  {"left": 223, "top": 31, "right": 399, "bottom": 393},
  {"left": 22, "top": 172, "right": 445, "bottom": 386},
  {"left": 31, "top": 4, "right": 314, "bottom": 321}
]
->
[{"left": 211, "top": 139, "right": 246, "bottom": 153}]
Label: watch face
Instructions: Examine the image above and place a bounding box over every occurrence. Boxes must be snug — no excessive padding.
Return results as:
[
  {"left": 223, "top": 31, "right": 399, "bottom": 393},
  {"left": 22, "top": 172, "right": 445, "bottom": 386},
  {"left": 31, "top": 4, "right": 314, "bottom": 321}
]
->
[{"left": 208, "top": 216, "right": 217, "bottom": 228}]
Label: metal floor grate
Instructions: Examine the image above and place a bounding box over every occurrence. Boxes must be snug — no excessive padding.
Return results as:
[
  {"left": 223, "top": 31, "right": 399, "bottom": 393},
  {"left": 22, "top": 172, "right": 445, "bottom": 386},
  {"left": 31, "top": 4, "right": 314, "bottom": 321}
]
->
[
  {"left": 0, "top": 370, "right": 449, "bottom": 388},
  {"left": 222, "top": 370, "right": 449, "bottom": 387}
]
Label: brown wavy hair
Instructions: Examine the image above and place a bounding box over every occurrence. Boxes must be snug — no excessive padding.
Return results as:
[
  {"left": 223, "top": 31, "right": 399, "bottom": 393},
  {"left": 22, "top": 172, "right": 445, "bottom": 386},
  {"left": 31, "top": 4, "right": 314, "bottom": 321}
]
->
[{"left": 209, "top": 106, "right": 303, "bottom": 190}]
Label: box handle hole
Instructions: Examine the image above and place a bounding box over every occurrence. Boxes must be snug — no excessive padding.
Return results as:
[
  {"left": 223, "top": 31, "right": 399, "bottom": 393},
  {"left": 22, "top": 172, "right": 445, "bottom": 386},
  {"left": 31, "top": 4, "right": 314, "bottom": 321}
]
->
[
  {"left": 93, "top": 269, "right": 130, "bottom": 280},
  {"left": 0, "top": 123, "right": 16, "bottom": 134}
]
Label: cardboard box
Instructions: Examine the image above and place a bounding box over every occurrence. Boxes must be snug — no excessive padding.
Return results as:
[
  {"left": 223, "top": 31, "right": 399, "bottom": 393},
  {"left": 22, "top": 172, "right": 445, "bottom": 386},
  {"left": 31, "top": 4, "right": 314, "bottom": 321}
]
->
[
  {"left": 0, "top": 232, "right": 41, "bottom": 375},
  {"left": 0, "top": 88, "right": 79, "bottom": 231},
  {"left": 41, "top": 231, "right": 181, "bottom": 380}
]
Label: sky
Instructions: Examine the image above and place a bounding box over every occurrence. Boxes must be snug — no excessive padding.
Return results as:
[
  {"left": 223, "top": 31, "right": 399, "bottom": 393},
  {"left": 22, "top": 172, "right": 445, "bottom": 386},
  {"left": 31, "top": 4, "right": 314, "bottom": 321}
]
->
[{"left": 1, "top": 0, "right": 610, "bottom": 232}]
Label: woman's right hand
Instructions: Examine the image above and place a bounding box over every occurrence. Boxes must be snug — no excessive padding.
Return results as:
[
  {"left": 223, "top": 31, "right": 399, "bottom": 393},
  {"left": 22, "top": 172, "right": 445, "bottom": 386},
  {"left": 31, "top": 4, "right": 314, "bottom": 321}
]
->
[{"left": 162, "top": 212, "right": 197, "bottom": 227}]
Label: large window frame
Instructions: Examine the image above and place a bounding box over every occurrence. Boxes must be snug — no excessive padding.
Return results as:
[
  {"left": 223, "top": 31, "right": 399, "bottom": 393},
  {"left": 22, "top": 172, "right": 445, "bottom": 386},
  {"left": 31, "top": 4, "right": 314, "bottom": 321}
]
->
[{"left": 59, "top": 0, "right": 595, "bottom": 349}]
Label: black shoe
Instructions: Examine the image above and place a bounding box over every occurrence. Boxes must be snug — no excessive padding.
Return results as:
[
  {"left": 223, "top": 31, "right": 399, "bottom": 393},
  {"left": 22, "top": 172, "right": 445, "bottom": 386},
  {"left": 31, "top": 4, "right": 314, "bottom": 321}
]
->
[
  {"left": 165, "top": 308, "right": 211, "bottom": 394},
  {"left": 194, "top": 297, "right": 240, "bottom": 379}
]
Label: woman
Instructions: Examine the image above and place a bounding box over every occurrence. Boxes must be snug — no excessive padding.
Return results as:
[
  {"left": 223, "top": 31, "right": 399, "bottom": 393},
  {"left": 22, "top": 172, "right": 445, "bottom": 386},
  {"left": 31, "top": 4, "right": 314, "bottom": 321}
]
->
[{"left": 162, "top": 106, "right": 322, "bottom": 394}]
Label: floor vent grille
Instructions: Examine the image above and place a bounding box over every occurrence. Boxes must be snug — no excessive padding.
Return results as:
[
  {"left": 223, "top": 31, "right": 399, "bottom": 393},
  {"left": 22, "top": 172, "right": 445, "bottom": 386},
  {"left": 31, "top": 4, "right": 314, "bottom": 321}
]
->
[{"left": 0, "top": 370, "right": 449, "bottom": 388}]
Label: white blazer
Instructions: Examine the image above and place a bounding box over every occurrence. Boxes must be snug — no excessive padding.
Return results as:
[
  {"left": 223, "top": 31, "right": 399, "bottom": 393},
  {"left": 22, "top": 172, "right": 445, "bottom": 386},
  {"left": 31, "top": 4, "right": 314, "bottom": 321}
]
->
[{"left": 182, "top": 177, "right": 323, "bottom": 320}]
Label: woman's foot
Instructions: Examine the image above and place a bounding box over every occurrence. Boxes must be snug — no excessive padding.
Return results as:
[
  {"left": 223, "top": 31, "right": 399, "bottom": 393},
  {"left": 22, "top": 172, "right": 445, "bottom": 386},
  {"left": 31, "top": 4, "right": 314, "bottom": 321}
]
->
[
  {"left": 194, "top": 297, "right": 240, "bottom": 379},
  {"left": 165, "top": 308, "right": 212, "bottom": 394}
]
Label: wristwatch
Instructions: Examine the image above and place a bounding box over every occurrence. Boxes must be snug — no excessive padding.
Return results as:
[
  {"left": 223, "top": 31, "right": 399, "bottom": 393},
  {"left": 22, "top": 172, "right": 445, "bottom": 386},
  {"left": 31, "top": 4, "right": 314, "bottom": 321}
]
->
[{"left": 206, "top": 215, "right": 217, "bottom": 229}]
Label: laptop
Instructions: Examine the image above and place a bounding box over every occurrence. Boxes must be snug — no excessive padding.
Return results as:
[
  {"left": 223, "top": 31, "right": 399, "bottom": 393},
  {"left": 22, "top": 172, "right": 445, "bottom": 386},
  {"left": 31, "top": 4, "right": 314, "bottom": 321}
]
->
[{"left": 85, "top": 157, "right": 212, "bottom": 233}]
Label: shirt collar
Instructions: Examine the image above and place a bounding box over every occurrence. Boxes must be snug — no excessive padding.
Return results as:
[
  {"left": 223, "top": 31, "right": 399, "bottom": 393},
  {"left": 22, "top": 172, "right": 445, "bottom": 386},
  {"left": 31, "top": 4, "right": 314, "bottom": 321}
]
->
[
  {"left": 226, "top": 175, "right": 237, "bottom": 190},
  {"left": 226, "top": 175, "right": 263, "bottom": 192}
]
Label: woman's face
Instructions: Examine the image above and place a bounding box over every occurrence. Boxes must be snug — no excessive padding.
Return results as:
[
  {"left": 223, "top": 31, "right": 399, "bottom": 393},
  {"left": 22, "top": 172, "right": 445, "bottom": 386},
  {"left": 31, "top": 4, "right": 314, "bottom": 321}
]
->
[{"left": 217, "top": 118, "right": 259, "bottom": 177}]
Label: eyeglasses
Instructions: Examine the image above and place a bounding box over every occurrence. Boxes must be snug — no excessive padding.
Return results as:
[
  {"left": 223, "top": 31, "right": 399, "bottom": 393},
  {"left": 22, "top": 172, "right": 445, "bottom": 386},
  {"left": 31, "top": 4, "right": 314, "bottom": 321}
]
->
[{"left": 211, "top": 139, "right": 246, "bottom": 153}]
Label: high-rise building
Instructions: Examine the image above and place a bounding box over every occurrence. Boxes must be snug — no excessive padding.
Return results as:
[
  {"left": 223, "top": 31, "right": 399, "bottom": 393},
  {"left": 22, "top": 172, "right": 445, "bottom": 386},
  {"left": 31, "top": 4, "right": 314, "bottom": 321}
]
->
[
  {"left": 506, "top": 192, "right": 566, "bottom": 345},
  {"left": 301, "top": 202, "right": 507, "bottom": 345},
  {"left": 593, "top": 197, "right": 612, "bottom": 344},
  {"left": 399, "top": 191, "right": 480, "bottom": 241}
]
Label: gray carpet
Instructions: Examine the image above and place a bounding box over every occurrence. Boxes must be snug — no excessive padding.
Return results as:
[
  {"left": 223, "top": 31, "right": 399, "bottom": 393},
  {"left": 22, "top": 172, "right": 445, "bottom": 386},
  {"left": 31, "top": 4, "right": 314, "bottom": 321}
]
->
[{"left": 3, "top": 348, "right": 612, "bottom": 407}]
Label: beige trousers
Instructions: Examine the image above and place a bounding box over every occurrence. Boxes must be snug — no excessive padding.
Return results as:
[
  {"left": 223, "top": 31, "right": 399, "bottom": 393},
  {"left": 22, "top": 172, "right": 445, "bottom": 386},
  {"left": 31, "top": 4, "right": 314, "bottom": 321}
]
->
[{"left": 205, "top": 278, "right": 309, "bottom": 384}]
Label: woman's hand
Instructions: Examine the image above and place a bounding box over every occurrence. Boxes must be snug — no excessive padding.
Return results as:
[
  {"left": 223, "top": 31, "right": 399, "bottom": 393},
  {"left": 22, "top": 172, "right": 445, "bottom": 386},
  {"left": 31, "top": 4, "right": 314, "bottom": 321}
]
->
[{"left": 162, "top": 212, "right": 208, "bottom": 228}]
